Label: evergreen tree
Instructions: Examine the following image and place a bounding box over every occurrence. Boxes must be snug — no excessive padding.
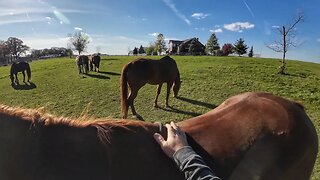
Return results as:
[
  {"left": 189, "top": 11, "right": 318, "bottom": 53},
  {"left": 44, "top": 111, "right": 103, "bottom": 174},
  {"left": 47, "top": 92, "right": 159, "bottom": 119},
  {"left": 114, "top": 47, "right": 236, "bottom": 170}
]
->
[
  {"left": 133, "top": 47, "right": 138, "bottom": 55},
  {"left": 248, "top": 46, "right": 254, "bottom": 57},
  {"left": 234, "top": 38, "right": 248, "bottom": 56},
  {"left": 206, "top": 33, "right": 220, "bottom": 55},
  {"left": 138, "top": 45, "right": 145, "bottom": 54}
]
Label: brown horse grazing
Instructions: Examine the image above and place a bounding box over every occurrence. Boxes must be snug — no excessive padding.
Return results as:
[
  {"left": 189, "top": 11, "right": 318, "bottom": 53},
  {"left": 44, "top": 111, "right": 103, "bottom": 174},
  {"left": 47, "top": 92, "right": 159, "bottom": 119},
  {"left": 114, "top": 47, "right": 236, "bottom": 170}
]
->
[
  {"left": 121, "top": 55, "right": 181, "bottom": 119},
  {"left": 0, "top": 92, "right": 317, "bottom": 180},
  {"left": 89, "top": 54, "right": 101, "bottom": 72},
  {"left": 10, "top": 61, "right": 31, "bottom": 84},
  {"left": 75, "top": 55, "right": 89, "bottom": 74}
]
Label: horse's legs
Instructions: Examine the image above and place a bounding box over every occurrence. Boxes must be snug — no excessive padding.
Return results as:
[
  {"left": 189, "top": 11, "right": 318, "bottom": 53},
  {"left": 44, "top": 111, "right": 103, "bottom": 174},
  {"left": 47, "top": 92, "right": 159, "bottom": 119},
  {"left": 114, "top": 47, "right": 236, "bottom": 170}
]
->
[
  {"left": 78, "top": 65, "right": 82, "bottom": 74},
  {"left": 13, "top": 73, "right": 19, "bottom": 84},
  {"left": 90, "top": 62, "right": 93, "bottom": 71},
  {"left": 165, "top": 82, "right": 173, "bottom": 107},
  {"left": 22, "top": 71, "right": 26, "bottom": 82},
  {"left": 127, "top": 90, "right": 139, "bottom": 116},
  {"left": 154, "top": 83, "right": 162, "bottom": 107}
]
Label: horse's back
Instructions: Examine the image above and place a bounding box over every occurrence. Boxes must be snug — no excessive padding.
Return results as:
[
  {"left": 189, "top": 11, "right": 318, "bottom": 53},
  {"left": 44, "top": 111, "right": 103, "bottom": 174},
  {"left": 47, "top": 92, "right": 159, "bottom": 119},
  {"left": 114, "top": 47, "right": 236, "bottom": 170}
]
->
[
  {"left": 10, "top": 61, "right": 29, "bottom": 72},
  {"left": 126, "top": 56, "right": 179, "bottom": 84},
  {"left": 179, "top": 92, "right": 318, "bottom": 180}
]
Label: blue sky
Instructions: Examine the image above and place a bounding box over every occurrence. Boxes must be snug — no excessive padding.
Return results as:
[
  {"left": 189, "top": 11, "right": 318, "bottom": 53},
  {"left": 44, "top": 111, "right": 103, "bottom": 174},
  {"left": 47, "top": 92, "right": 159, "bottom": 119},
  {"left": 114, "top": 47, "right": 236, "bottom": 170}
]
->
[{"left": 0, "top": 0, "right": 319, "bottom": 63}]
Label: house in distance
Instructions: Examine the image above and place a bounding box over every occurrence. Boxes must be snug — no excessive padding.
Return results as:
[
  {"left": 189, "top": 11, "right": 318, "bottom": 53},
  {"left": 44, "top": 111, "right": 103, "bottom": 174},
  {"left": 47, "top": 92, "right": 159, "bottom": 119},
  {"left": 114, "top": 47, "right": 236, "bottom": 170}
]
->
[{"left": 168, "top": 37, "right": 205, "bottom": 55}]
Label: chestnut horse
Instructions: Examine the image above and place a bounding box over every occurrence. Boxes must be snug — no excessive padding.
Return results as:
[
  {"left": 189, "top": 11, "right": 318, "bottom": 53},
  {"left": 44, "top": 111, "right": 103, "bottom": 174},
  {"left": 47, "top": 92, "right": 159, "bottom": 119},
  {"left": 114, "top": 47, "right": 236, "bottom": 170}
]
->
[
  {"left": 121, "top": 55, "right": 181, "bottom": 119},
  {"left": 75, "top": 55, "right": 89, "bottom": 74},
  {"left": 10, "top": 61, "right": 31, "bottom": 84},
  {"left": 89, "top": 54, "right": 101, "bottom": 72},
  {"left": 0, "top": 92, "right": 317, "bottom": 180}
]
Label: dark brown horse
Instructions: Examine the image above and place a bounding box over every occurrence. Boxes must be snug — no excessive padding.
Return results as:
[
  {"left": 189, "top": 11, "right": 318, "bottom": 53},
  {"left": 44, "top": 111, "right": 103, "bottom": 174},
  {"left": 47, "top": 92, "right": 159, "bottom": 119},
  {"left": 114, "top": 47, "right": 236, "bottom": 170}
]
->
[
  {"left": 0, "top": 92, "right": 317, "bottom": 180},
  {"left": 75, "top": 55, "right": 89, "bottom": 74},
  {"left": 89, "top": 54, "right": 101, "bottom": 72},
  {"left": 10, "top": 61, "right": 31, "bottom": 84},
  {"left": 121, "top": 55, "right": 181, "bottom": 119}
]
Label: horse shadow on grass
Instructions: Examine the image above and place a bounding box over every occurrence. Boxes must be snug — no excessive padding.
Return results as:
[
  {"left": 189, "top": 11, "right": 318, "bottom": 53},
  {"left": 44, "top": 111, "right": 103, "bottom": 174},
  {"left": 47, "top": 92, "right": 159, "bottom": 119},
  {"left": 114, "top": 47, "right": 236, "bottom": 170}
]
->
[
  {"left": 176, "top": 96, "right": 217, "bottom": 109},
  {"left": 158, "top": 106, "right": 202, "bottom": 117},
  {"left": 85, "top": 73, "right": 110, "bottom": 79},
  {"left": 98, "top": 71, "right": 121, "bottom": 76},
  {"left": 157, "top": 96, "right": 217, "bottom": 117},
  {"left": 132, "top": 97, "right": 217, "bottom": 120},
  {"left": 11, "top": 82, "right": 37, "bottom": 90}
]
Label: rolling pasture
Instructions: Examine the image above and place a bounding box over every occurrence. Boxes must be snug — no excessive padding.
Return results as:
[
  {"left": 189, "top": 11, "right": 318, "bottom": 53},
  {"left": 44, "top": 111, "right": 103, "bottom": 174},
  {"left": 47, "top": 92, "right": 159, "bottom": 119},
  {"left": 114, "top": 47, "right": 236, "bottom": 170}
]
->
[{"left": 0, "top": 55, "right": 319, "bottom": 179}]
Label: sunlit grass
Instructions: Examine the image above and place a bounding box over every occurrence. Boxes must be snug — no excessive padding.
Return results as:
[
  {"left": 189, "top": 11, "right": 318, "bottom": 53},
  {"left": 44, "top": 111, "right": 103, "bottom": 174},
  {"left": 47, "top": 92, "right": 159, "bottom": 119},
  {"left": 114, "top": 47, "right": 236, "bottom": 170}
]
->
[{"left": 0, "top": 55, "right": 319, "bottom": 179}]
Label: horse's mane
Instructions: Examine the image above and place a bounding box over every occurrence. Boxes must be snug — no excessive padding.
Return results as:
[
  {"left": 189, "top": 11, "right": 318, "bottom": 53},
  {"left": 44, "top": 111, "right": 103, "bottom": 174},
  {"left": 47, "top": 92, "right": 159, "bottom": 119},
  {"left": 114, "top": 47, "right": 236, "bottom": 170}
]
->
[{"left": 0, "top": 104, "right": 149, "bottom": 144}]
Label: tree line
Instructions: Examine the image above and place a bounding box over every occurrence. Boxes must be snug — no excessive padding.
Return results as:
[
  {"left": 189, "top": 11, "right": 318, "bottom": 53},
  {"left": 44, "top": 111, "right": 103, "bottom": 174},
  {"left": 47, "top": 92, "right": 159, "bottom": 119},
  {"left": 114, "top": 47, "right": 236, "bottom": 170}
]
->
[
  {"left": 130, "top": 33, "right": 254, "bottom": 57},
  {"left": 0, "top": 37, "right": 30, "bottom": 64},
  {"left": 0, "top": 37, "right": 74, "bottom": 64}
]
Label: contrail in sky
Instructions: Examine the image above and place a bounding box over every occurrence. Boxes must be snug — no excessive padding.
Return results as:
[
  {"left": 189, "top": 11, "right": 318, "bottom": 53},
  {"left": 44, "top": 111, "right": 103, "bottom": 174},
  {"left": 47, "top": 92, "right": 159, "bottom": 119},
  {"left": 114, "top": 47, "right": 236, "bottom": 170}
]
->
[
  {"left": 243, "top": 0, "right": 255, "bottom": 18},
  {"left": 163, "top": 0, "right": 191, "bottom": 26}
]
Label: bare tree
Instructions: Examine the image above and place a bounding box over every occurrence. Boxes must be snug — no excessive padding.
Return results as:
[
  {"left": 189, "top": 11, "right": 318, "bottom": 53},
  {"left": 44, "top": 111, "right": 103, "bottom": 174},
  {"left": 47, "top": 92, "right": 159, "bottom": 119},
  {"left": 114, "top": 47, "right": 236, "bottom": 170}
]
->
[
  {"left": 266, "top": 13, "right": 304, "bottom": 74},
  {"left": 68, "top": 32, "right": 90, "bottom": 55}
]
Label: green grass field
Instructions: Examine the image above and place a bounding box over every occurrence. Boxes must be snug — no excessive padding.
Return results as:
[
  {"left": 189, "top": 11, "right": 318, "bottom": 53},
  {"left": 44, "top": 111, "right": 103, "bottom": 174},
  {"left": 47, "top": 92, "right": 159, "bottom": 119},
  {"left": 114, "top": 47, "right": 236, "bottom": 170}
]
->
[{"left": 0, "top": 55, "right": 319, "bottom": 178}]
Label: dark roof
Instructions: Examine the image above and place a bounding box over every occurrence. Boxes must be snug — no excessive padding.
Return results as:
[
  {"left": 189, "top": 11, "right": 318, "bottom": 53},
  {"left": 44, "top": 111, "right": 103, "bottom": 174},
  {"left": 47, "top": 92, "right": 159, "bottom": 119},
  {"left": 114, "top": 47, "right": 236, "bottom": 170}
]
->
[{"left": 169, "top": 40, "right": 183, "bottom": 44}]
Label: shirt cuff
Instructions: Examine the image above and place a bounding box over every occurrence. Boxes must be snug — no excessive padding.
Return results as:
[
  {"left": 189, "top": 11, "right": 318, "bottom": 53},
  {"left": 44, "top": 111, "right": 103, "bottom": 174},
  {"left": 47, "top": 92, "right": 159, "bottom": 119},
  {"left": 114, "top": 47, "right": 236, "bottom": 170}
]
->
[{"left": 173, "top": 146, "right": 196, "bottom": 167}]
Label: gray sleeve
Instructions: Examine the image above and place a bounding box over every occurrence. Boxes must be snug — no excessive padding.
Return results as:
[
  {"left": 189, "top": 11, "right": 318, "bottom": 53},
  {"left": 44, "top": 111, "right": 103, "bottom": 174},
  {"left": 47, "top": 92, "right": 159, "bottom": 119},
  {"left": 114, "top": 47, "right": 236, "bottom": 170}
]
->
[{"left": 173, "top": 146, "right": 221, "bottom": 180}]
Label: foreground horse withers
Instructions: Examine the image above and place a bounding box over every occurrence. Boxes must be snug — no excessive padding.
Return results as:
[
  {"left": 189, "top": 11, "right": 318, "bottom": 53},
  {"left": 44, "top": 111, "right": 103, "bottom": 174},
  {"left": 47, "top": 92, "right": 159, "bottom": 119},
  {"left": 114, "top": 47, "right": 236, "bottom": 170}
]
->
[
  {"left": 121, "top": 55, "right": 181, "bottom": 119},
  {"left": 0, "top": 92, "right": 318, "bottom": 180},
  {"left": 10, "top": 61, "right": 31, "bottom": 84},
  {"left": 89, "top": 54, "right": 101, "bottom": 72},
  {"left": 75, "top": 55, "right": 89, "bottom": 74}
]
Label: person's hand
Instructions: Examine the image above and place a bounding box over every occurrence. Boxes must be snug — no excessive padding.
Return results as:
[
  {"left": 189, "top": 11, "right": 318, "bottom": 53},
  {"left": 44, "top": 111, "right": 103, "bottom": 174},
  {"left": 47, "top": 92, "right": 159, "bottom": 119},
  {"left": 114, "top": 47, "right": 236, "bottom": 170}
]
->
[{"left": 153, "top": 121, "right": 188, "bottom": 158}]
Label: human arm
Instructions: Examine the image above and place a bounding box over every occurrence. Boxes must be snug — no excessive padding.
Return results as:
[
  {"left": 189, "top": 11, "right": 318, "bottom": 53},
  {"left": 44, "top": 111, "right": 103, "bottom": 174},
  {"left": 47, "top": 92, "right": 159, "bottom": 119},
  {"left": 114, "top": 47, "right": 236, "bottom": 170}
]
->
[{"left": 153, "top": 122, "right": 221, "bottom": 180}]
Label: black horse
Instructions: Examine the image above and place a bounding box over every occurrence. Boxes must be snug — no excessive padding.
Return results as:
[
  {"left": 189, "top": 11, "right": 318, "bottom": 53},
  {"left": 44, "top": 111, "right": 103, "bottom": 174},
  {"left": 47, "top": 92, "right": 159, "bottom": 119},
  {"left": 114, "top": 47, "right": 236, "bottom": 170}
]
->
[
  {"left": 89, "top": 54, "right": 101, "bottom": 72},
  {"left": 10, "top": 62, "right": 31, "bottom": 85}
]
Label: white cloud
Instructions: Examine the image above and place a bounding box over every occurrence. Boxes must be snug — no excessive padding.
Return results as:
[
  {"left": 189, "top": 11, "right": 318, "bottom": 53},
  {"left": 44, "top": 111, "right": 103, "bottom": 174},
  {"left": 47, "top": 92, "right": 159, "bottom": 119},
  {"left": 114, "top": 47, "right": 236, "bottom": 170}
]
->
[
  {"left": 317, "top": 38, "right": 320, "bottom": 42},
  {"left": 148, "top": 32, "right": 159, "bottom": 37},
  {"left": 224, "top": 22, "right": 254, "bottom": 32},
  {"left": 210, "top": 28, "right": 223, "bottom": 33},
  {"left": 142, "top": 18, "right": 148, "bottom": 21},
  {"left": 74, "top": 27, "right": 82, "bottom": 31},
  {"left": 23, "top": 36, "right": 69, "bottom": 49},
  {"left": 191, "top": 13, "right": 209, "bottom": 20},
  {"left": 162, "top": 0, "right": 191, "bottom": 26},
  {"left": 272, "top": 25, "right": 280, "bottom": 28}
]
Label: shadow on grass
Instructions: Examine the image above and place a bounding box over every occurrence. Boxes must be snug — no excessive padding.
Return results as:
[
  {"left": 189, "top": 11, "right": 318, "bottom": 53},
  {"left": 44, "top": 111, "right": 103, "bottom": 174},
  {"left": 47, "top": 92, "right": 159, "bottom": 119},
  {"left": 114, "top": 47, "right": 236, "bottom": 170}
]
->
[
  {"left": 11, "top": 82, "right": 37, "bottom": 90},
  {"left": 158, "top": 106, "right": 202, "bottom": 117},
  {"left": 98, "top": 71, "right": 121, "bottom": 76},
  {"left": 284, "top": 73, "right": 308, "bottom": 78},
  {"left": 176, "top": 96, "right": 217, "bottom": 109},
  {"left": 101, "top": 58, "right": 120, "bottom": 61},
  {"left": 85, "top": 74, "right": 110, "bottom": 79}
]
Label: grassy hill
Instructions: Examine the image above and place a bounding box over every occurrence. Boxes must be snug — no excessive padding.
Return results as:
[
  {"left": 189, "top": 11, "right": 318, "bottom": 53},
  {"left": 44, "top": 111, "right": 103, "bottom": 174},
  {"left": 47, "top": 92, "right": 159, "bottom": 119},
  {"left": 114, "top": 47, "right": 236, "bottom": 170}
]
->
[{"left": 0, "top": 55, "right": 319, "bottom": 178}]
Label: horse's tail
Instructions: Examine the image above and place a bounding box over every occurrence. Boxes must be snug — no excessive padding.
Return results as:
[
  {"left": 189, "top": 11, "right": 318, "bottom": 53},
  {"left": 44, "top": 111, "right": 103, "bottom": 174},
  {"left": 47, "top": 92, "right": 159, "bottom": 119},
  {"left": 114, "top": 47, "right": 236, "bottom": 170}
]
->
[
  {"left": 173, "top": 64, "right": 181, "bottom": 97},
  {"left": 174, "top": 69, "right": 180, "bottom": 84},
  {"left": 120, "top": 63, "right": 129, "bottom": 119},
  {"left": 26, "top": 63, "right": 31, "bottom": 81}
]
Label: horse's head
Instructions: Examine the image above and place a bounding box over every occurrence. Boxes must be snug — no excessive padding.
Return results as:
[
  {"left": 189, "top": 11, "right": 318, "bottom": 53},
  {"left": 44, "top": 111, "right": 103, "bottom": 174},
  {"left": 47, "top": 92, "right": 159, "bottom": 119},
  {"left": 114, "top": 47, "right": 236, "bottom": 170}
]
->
[{"left": 173, "top": 80, "right": 181, "bottom": 97}]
